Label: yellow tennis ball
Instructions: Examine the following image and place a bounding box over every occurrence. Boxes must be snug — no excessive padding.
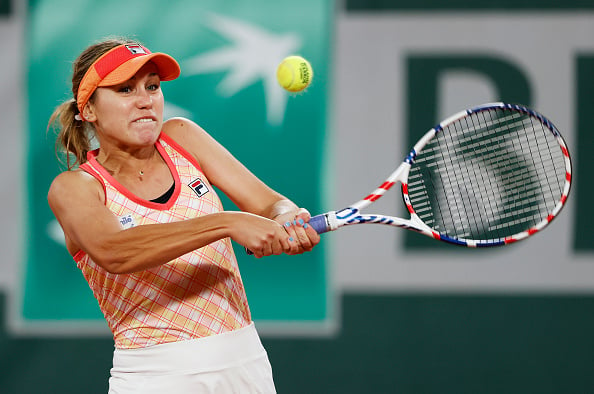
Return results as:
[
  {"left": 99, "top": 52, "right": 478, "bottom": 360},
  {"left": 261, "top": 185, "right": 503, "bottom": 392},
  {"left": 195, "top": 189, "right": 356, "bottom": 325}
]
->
[{"left": 276, "top": 56, "right": 313, "bottom": 93}]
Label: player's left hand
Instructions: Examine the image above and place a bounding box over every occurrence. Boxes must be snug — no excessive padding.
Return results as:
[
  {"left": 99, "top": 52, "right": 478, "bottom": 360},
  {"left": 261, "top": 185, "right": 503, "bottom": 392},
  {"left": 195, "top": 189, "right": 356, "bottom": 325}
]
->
[{"left": 274, "top": 208, "right": 320, "bottom": 255}]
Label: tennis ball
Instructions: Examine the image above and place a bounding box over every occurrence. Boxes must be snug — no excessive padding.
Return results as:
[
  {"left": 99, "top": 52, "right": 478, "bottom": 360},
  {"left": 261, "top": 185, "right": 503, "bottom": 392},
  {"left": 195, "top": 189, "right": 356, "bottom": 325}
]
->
[{"left": 276, "top": 56, "right": 313, "bottom": 93}]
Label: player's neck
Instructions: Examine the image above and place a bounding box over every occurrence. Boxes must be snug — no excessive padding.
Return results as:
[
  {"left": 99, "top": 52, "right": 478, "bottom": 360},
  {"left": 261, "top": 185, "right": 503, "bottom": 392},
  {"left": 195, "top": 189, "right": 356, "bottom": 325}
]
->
[{"left": 96, "top": 145, "right": 160, "bottom": 180}]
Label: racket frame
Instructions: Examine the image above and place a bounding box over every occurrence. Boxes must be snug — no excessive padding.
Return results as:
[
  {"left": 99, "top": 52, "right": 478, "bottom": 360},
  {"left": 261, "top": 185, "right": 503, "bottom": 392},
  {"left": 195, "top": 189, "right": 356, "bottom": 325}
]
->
[{"left": 309, "top": 102, "right": 572, "bottom": 247}]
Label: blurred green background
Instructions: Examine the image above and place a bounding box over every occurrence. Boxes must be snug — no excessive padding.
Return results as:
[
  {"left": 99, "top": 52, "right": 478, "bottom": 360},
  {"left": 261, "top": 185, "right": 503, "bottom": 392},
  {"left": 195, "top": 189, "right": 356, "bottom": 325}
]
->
[{"left": 1, "top": 0, "right": 593, "bottom": 393}]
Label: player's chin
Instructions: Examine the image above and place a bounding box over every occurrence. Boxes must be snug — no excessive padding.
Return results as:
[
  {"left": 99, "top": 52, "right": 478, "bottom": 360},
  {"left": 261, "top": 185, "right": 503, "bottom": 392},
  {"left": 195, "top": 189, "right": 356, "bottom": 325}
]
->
[{"left": 131, "top": 128, "right": 161, "bottom": 146}]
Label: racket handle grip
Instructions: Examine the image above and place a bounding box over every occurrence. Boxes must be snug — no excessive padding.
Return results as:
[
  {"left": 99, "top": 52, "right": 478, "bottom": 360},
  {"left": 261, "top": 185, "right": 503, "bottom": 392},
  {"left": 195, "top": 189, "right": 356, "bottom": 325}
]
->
[
  {"left": 309, "top": 214, "right": 331, "bottom": 234},
  {"left": 246, "top": 213, "right": 331, "bottom": 255}
]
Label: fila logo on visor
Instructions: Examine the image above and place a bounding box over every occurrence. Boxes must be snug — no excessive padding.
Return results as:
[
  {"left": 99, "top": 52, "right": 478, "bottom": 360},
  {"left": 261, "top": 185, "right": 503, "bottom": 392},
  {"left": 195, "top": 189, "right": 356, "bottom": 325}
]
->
[
  {"left": 189, "top": 178, "right": 210, "bottom": 198},
  {"left": 125, "top": 44, "right": 148, "bottom": 55}
]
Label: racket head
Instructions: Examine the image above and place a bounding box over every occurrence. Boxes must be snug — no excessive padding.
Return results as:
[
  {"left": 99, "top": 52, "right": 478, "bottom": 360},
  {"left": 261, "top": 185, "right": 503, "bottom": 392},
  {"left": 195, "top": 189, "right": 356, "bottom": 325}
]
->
[{"left": 404, "top": 102, "right": 571, "bottom": 247}]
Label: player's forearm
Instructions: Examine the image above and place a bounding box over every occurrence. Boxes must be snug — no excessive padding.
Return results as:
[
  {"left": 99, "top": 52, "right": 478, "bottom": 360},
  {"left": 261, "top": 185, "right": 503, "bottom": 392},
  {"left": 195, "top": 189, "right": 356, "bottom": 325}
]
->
[{"left": 90, "top": 212, "right": 233, "bottom": 274}]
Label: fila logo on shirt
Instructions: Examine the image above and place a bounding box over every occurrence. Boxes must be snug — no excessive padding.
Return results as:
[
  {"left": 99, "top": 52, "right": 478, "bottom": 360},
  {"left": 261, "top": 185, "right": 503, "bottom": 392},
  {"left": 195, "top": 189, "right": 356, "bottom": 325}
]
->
[{"left": 189, "top": 178, "right": 210, "bottom": 197}]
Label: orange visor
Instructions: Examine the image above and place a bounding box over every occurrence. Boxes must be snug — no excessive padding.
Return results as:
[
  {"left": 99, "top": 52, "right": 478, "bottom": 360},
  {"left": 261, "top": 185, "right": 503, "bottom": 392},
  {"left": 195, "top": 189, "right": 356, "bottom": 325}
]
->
[{"left": 76, "top": 44, "right": 180, "bottom": 120}]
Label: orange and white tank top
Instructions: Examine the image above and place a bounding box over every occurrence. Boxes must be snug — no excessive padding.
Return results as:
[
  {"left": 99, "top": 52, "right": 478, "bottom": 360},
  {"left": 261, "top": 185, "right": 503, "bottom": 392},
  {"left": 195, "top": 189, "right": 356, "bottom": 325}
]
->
[{"left": 75, "top": 133, "right": 251, "bottom": 349}]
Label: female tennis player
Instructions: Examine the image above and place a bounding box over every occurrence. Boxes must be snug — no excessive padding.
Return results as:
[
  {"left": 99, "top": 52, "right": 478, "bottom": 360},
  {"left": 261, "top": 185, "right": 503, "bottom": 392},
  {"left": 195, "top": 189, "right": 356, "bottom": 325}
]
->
[{"left": 47, "top": 37, "right": 319, "bottom": 393}]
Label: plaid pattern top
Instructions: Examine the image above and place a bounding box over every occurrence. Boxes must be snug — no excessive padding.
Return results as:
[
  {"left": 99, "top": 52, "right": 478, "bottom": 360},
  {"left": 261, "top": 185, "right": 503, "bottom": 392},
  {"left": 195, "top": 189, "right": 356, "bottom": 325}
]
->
[{"left": 75, "top": 133, "right": 252, "bottom": 349}]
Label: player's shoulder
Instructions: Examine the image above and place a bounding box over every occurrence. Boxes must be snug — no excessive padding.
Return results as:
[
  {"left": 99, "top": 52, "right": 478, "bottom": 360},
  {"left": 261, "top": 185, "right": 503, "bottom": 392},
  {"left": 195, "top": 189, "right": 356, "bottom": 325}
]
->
[
  {"left": 48, "top": 168, "right": 104, "bottom": 205},
  {"left": 50, "top": 167, "right": 98, "bottom": 186},
  {"left": 162, "top": 117, "right": 207, "bottom": 139},
  {"left": 161, "top": 117, "right": 211, "bottom": 153}
]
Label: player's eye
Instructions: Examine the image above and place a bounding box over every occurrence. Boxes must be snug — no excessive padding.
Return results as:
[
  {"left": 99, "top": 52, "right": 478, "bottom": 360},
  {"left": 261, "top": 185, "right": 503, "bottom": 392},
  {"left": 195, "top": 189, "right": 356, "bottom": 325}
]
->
[{"left": 147, "top": 83, "right": 160, "bottom": 91}]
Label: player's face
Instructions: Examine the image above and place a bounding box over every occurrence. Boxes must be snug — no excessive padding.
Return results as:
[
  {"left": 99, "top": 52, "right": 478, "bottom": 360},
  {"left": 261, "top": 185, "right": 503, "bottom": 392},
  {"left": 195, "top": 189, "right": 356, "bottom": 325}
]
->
[{"left": 85, "top": 62, "right": 164, "bottom": 149}]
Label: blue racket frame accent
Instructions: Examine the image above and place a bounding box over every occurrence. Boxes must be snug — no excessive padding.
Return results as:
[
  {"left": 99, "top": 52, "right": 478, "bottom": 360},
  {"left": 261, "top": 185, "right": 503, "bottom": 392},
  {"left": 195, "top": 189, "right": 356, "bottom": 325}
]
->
[{"left": 405, "top": 149, "right": 417, "bottom": 164}]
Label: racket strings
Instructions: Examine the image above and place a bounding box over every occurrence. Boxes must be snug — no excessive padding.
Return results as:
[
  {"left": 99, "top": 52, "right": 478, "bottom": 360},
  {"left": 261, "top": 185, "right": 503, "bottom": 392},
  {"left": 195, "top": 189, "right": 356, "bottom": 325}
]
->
[{"left": 407, "top": 107, "right": 566, "bottom": 241}]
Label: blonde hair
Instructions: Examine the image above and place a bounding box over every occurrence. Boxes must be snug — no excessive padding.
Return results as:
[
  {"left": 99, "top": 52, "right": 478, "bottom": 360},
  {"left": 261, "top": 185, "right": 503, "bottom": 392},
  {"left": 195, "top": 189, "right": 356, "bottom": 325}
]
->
[{"left": 49, "top": 37, "right": 141, "bottom": 170}]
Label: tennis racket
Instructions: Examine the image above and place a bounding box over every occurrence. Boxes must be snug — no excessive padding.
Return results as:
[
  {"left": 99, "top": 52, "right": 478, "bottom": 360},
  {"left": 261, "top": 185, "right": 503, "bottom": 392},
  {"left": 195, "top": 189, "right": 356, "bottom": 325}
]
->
[{"left": 309, "top": 102, "right": 572, "bottom": 247}]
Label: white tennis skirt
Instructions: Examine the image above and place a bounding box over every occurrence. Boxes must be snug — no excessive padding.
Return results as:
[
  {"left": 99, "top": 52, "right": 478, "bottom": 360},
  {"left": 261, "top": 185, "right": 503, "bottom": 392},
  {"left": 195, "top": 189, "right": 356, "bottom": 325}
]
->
[{"left": 108, "top": 323, "right": 276, "bottom": 394}]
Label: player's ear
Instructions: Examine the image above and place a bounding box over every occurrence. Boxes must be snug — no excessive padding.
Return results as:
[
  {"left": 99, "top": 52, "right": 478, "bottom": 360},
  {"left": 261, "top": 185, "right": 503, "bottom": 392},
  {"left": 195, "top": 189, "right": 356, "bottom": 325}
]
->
[{"left": 82, "top": 103, "right": 97, "bottom": 122}]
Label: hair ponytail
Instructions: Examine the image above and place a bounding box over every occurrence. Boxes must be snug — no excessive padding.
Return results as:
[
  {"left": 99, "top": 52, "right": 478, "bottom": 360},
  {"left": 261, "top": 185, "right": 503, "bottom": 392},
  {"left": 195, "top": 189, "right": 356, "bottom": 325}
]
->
[{"left": 48, "top": 98, "right": 92, "bottom": 170}]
